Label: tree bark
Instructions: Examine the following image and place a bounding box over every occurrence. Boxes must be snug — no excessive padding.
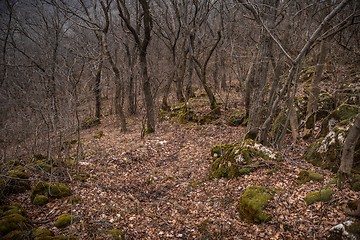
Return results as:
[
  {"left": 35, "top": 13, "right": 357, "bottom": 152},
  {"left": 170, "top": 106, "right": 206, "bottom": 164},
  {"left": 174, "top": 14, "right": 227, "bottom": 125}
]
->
[{"left": 339, "top": 114, "right": 360, "bottom": 175}]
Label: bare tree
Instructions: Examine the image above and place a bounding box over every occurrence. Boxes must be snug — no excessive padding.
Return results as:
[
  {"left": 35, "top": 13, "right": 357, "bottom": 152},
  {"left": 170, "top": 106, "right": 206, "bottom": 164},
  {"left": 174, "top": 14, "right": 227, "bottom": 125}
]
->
[{"left": 116, "top": 0, "right": 155, "bottom": 133}]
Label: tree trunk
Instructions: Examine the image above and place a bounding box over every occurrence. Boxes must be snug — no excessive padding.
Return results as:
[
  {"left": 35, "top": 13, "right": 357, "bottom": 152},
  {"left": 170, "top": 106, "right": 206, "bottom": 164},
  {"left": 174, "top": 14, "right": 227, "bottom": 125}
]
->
[
  {"left": 139, "top": 53, "right": 155, "bottom": 133},
  {"left": 305, "top": 40, "right": 329, "bottom": 132},
  {"left": 338, "top": 114, "right": 360, "bottom": 175},
  {"left": 94, "top": 59, "right": 103, "bottom": 119}
]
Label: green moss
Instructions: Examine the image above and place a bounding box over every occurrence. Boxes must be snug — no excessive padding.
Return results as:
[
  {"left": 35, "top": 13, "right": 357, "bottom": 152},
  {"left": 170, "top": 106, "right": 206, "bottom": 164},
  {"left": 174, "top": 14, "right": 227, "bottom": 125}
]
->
[
  {"left": 226, "top": 111, "right": 246, "bottom": 127},
  {"left": 63, "top": 139, "right": 77, "bottom": 145},
  {"left": 210, "top": 140, "right": 279, "bottom": 179},
  {"left": 297, "top": 170, "right": 324, "bottom": 184},
  {"left": 32, "top": 195, "right": 49, "bottom": 206},
  {"left": 2, "top": 230, "right": 23, "bottom": 240},
  {"left": 27, "top": 160, "right": 52, "bottom": 172},
  {"left": 81, "top": 116, "right": 100, "bottom": 129},
  {"left": 108, "top": 228, "right": 125, "bottom": 240},
  {"left": 304, "top": 188, "right": 332, "bottom": 205},
  {"left": 31, "top": 181, "right": 71, "bottom": 201},
  {"left": 0, "top": 213, "right": 29, "bottom": 236},
  {"left": 238, "top": 186, "right": 274, "bottom": 223},
  {"left": 93, "top": 131, "right": 104, "bottom": 139},
  {"left": 69, "top": 196, "right": 82, "bottom": 205},
  {"left": 54, "top": 213, "right": 74, "bottom": 228},
  {"left": 32, "top": 228, "right": 54, "bottom": 239},
  {"left": 36, "top": 236, "right": 78, "bottom": 240},
  {"left": 76, "top": 173, "right": 90, "bottom": 182}
]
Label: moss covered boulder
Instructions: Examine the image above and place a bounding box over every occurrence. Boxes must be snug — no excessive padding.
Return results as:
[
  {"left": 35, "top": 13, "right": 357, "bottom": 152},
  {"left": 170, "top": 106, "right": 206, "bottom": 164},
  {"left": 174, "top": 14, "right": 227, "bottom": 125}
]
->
[
  {"left": 238, "top": 186, "right": 274, "bottom": 223},
  {"left": 161, "top": 102, "right": 197, "bottom": 124},
  {"left": 0, "top": 204, "right": 32, "bottom": 238},
  {"left": 210, "top": 139, "right": 279, "bottom": 179},
  {"left": 297, "top": 170, "right": 324, "bottom": 184},
  {"left": 31, "top": 181, "right": 71, "bottom": 203},
  {"left": 0, "top": 167, "right": 30, "bottom": 197},
  {"left": 54, "top": 213, "right": 75, "bottom": 228},
  {"left": 26, "top": 160, "right": 52, "bottom": 172},
  {"left": 304, "top": 188, "right": 332, "bottom": 205},
  {"left": 304, "top": 107, "right": 360, "bottom": 172},
  {"left": 32, "top": 228, "right": 54, "bottom": 240},
  {"left": 226, "top": 110, "right": 247, "bottom": 127},
  {"left": 33, "top": 195, "right": 49, "bottom": 206}
]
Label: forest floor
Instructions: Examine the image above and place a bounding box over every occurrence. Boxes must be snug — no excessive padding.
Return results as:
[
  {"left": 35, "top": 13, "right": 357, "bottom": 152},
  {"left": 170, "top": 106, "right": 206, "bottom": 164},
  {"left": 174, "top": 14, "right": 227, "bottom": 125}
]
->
[{"left": 9, "top": 112, "right": 357, "bottom": 240}]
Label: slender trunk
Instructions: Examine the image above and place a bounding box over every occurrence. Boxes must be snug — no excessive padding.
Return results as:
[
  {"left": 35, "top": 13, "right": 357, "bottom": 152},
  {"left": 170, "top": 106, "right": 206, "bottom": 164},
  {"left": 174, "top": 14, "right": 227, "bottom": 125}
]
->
[
  {"left": 139, "top": 53, "right": 155, "bottom": 133},
  {"left": 128, "top": 74, "right": 137, "bottom": 114},
  {"left": 94, "top": 60, "right": 103, "bottom": 119},
  {"left": 339, "top": 114, "right": 360, "bottom": 175},
  {"left": 244, "top": 61, "right": 255, "bottom": 117},
  {"left": 305, "top": 40, "right": 329, "bottom": 131},
  {"left": 161, "top": 74, "right": 173, "bottom": 111}
]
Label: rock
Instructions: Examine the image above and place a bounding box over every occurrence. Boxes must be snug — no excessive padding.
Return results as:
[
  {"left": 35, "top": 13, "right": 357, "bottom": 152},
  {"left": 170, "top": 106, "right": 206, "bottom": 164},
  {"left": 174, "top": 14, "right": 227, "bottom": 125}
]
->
[
  {"left": 32, "top": 195, "right": 49, "bottom": 206},
  {"left": 297, "top": 170, "right": 324, "bottom": 184},
  {"left": 304, "top": 188, "right": 332, "bottom": 205},
  {"left": 1, "top": 167, "right": 31, "bottom": 196},
  {"left": 0, "top": 205, "right": 31, "bottom": 238},
  {"left": 2, "top": 230, "right": 23, "bottom": 240},
  {"left": 81, "top": 116, "right": 100, "bottom": 129},
  {"left": 238, "top": 186, "right": 274, "bottom": 223},
  {"left": 54, "top": 213, "right": 75, "bottom": 228},
  {"left": 226, "top": 110, "right": 247, "bottom": 127},
  {"left": 31, "top": 181, "right": 71, "bottom": 201},
  {"left": 327, "top": 220, "right": 360, "bottom": 240},
  {"left": 304, "top": 105, "right": 360, "bottom": 172},
  {"left": 210, "top": 139, "right": 279, "bottom": 179},
  {"left": 32, "top": 228, "right": 54, "bottom": 240}
]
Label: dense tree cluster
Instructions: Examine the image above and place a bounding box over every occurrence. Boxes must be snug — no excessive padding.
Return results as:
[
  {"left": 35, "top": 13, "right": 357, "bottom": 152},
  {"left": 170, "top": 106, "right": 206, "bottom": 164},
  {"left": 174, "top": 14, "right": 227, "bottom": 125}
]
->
[{"left": 0, "top": 0, "right": 359, "bottom": 161}]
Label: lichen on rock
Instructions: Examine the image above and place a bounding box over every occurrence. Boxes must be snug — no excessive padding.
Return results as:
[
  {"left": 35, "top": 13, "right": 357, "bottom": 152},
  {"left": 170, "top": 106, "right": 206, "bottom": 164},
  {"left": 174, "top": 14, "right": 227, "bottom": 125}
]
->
[
  {"left": 238, "top": 186, "right": 274, "bottom": 223},
  {"left": 304, "top": 105, "right": 360, "bottom": 172},
  {"left": 210, "top": 139, "right": 279, "bottom": 179}
]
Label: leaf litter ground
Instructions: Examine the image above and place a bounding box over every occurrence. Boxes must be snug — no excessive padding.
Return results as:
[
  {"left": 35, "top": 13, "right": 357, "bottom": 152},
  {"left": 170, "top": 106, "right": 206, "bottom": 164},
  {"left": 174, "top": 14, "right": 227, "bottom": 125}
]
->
[{"left": 9, "top": 115, "right": 357, "bottom": 239}]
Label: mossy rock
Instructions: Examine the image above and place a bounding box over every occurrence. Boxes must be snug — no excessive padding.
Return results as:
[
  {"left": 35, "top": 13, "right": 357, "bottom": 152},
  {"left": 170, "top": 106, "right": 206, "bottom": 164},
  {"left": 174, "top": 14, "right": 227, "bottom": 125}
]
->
[
  {"left": 27, "top": 160, "right": 52, "bottom": 172},
  {"left": 300, "top": 66, "right": 315, "bottom": 82},
  {"left": 35, "top": 236, "right": 78, "bottom": 240},
  {"left": 197, "top": 111, "right": 220, "bottom": 125},
  {"left": 108, "top": 228, "right": 125, "bottom": 240},
  {"left": 93, "top": 131, "right": 104, "bottom": 139},
  {"left": 54, "top": 213, "right": 75, "bottom": 228},
  {"left": 76, "top": 173, "right": 90, "bottom": 182},
  {"left": 32, "top": 228, "right": 54, "bottom": 239},
  {"left": 69, "top": 196, "right": 82, "bottom": 205},
  {"left": 297, "top": 170, "right": 324, "bottom": 184},
  {"left": 32, "top": 195, "right": 49, "bottom": 206},
  {"left": 81, "top": 116, "right": 100, "bottom": 129},
  {"left": 162, "top": 102, "right": 197, "bottom": 124},
  {"left": 2, "top": 167, "right": 31, "bottom": 195},
  {"left": 320, "top": 104, "right": 360, "bottom": 137},
  {"left": 31, "top": 181, "right": 71, "bottom": 201},
  {"left": 2, "top": 230, "right": 23, "bottom": 240},
  {"left": 305, "top": 111, "right": 360, "bottom": 172},
  {"left": 304, "top": 188, "right": 332, "bottom": 205},
  {"left": 350, "top": 174, "right": 360, "bottom": 191},
  {"left": 0, "top": 213, "right": 30, "bottom": 237},
  {"left": 238, "top": 186, "right": 274, "bottom": 223},
  {"left": 210, "top": 139, "right": 279, "bottom": 179},
  {"left": 226, "top": 111, "right": 247, "bottom": 127}
]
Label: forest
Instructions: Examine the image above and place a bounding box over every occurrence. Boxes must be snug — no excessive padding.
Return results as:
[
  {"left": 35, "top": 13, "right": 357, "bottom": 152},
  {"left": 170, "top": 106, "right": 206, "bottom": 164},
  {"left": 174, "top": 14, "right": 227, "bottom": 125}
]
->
[{"left": 0, "top": 0, "right": 360, "bottom": 239}]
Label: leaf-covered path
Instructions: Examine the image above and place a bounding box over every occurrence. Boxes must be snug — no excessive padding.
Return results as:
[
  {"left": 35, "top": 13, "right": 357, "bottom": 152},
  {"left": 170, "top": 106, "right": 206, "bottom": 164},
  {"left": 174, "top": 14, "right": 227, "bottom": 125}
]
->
[{"left": 19, "top": 116, "right": 355, "bottom": 239}]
